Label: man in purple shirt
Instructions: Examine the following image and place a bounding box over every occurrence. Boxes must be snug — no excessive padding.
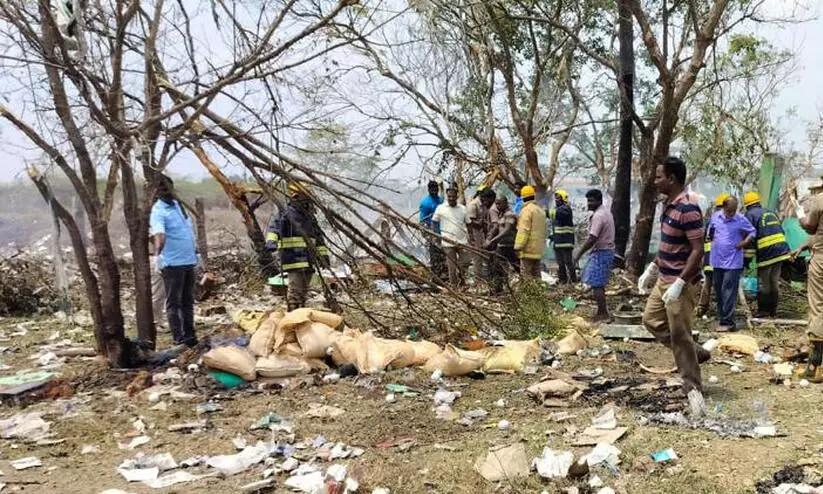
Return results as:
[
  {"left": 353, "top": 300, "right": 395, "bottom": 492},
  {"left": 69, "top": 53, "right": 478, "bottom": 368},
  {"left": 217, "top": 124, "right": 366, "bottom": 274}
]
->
[{"left": 710, "top": 195, "right": 756, "bottom": 331}]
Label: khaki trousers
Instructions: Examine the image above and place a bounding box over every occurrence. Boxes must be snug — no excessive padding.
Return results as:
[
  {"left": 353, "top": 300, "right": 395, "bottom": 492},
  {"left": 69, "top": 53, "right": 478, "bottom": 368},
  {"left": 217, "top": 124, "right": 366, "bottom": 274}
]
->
[
  {"left": 808, "top": 254, "right": 823, "bottom": 338},
  {"left": 642, "top": 279, "right": 702, "bottom": 393},
  {"left": 443, "top": 246, "right": 470, "bottom": 286},
  {"left": 287, "top": 268, "right": 313, "bottom": 311},
  {"left": 520, "top": 258, "right": 541, "bottom": 280}
]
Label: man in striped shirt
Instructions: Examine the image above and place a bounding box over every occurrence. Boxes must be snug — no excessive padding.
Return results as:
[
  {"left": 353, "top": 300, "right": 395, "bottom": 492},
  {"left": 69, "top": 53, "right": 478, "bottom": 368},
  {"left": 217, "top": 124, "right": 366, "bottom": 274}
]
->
[{"left": 638, "top": 157, "right": 711, "bottom": 406}]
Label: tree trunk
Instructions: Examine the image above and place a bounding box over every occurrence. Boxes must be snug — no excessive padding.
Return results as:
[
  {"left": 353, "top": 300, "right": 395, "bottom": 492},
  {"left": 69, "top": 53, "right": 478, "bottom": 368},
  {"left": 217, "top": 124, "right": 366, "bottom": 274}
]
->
[
  {"left": 90, "top": 214, "right": 127, "bottom": 365},
  {"left": 188, "top": 145, "right": 275, "bottom": 275},
  {"left": 195, "top": 198, "right": 209, "bottom": 269},
  {"left": 118, "top": 142, "right": 156, "bottom": 348},
  {"left": 626, "top": 134, "right": 656, "bottom": 275},
  {"left": 612, "top": 0, "right": 634, "bottom": 263},
  {"left": 28, "top": 168, "right": 105, "bottom": 349},
  {"left": 626, "top": 102, "right": 679, "bottom": 275}
]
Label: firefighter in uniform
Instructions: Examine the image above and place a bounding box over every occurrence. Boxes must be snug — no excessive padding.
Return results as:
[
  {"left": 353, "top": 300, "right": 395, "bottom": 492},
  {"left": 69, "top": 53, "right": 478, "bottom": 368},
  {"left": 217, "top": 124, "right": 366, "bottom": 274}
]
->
[
  {"left": 551, "top": 189, "right": 577, "bottom": 284},
  {"left": 743, "top": 191, "right": 791, "bottom": 318},
  {"left": 697, "top": 193, "right": 729, "bottom": 316},
  {"left": 265, "top": 183, "right": 330, "bottom": 310}
]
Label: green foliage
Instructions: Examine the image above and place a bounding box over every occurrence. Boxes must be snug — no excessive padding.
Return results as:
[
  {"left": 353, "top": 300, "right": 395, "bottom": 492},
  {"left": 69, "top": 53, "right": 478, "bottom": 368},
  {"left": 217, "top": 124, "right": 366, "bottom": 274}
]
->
[{"left": 500, "top": 280, "right": 564, "bottom": 340}]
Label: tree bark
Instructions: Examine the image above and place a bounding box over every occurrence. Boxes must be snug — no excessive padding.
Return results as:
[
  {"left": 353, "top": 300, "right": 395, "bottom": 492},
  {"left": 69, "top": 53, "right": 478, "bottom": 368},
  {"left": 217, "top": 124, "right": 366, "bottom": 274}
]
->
[
  {"left": 612, "top": 0, "right": 634, "bottom": 263},
  {"left": 195, "top": 198, "right": 209, "bottom": 269},
  {"left": 119, "top": 143, "right": 156, "bottom": 347},
  {"left": 28, "top": 168, "right": 105, "bottom": 351},
  {"left": 188, "top": 145, "right": 275, "bottom": 275}
]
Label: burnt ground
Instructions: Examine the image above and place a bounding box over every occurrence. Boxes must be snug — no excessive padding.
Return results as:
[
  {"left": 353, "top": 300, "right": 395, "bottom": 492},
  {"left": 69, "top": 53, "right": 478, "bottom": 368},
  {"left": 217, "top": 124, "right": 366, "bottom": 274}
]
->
[{"left": 0, "top": 286, "right": 819, "bottom": 494}]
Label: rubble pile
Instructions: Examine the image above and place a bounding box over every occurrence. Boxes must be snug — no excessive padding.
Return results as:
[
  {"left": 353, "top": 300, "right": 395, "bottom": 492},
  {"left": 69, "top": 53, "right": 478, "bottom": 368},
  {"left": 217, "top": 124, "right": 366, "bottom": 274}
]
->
[{"left": 0, "top": 253, "right": 62, "bottom": 316}]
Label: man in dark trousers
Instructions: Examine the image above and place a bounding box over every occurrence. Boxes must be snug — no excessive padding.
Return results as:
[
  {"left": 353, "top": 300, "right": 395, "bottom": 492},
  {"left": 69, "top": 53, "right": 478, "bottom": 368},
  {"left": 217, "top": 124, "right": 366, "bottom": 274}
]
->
[
  {"left": 265, "top": 182, "right": 330, "bottom": 310},
  {"left": 551, "top": 189, "right": 577, "bottom": 284},
  {"left": 743, "top": 191, "right": 791, "bottom": 318},
  {"left": 419, "top": 180, "right": 446, "bottom": 280},
  {"left": 150, "top": 175, "right": 198, "bottom": 347},
  {"left": 485, "top": 195, "right": 518, "bottom": 295}
]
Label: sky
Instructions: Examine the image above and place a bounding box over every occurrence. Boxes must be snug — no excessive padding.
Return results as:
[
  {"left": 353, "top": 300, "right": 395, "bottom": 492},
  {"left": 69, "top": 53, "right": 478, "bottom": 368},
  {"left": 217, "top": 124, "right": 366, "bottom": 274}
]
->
[{"left": 0, "top": 0, "right": 821, "bottom": 183}]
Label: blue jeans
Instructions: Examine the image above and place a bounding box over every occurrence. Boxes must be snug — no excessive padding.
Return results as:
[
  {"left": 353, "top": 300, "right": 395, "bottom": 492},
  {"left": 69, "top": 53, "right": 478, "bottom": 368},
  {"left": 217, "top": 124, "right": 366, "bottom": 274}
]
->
[{"left": 713, "top": 268, "right": 742, "bottom": 328}]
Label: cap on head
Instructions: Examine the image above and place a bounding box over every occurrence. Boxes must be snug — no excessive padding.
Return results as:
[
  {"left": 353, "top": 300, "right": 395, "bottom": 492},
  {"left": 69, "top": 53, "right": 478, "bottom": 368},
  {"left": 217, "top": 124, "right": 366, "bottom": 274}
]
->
[
  {"left": 555, "top": 189, "right": 569, "bottom": 201},
  {"left": 743, "top": 191, "right": 760, "bottom": 207},
  {"left": 520, "top": 185, "right": 535, "bottom": 199},
  {"left": 715, "top": 192, "right": 730, "bottom": 208}
]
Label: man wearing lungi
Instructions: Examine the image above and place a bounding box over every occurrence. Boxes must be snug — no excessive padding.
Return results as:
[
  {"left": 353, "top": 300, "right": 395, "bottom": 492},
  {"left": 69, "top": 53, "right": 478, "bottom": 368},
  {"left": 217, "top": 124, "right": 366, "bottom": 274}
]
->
[{"left": 574, "top": 189, "right": 615, "bottom": 321}]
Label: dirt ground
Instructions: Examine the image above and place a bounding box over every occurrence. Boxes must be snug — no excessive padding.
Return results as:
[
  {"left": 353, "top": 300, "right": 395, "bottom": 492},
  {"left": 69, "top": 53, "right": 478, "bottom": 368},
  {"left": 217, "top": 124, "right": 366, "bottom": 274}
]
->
[{"left": 0, "top": 286, "right": 818, "bottom": 494}]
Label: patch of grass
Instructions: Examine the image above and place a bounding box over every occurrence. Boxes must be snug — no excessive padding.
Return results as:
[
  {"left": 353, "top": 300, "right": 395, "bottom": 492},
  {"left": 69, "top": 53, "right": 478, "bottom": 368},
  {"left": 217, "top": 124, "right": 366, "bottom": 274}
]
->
[{"left": 500, "top": 280, "right": 564, "bottom": 340}]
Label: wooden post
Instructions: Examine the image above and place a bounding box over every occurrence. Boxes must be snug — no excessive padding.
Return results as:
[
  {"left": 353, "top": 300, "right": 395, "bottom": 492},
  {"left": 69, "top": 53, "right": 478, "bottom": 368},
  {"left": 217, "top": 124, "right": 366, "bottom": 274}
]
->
[{"left": 195, "top": 198, "right": 209, "bottom": 269}]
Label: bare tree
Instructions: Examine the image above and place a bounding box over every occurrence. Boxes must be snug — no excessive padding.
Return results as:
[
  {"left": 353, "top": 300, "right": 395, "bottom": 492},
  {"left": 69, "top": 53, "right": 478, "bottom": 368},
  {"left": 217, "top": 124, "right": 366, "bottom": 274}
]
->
[{"left": 0, "top": 0, "right": 360, "bottom": 364}]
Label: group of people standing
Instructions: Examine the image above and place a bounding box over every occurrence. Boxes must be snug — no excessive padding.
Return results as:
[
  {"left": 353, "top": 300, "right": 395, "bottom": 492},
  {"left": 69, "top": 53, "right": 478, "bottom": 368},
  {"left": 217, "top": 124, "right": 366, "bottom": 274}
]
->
[
  {"left": 697, "top": 190, "right": 792, "bottom": 332},
  {"left": 418, "top": 180, "right": 617, "bottom": 318}
]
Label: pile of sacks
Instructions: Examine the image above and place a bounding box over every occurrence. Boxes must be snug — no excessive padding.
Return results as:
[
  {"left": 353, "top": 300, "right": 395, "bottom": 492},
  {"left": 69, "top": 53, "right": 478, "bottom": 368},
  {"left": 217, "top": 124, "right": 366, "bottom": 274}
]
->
[{"left": 203, "top": 308, "right": 579, "bottom": 382}]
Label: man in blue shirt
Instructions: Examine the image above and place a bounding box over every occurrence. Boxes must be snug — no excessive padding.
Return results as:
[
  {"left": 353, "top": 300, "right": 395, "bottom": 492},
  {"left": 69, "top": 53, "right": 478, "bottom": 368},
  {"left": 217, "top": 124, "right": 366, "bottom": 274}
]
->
[
  {"left": 420, "top": 180, "right": 445, "bottom": 279},
  {"left": 709, "top": 195, "right": 756, "bottom": 332},
  {"left": 150, "top": 176, "right": 198, "bottom": 347}
]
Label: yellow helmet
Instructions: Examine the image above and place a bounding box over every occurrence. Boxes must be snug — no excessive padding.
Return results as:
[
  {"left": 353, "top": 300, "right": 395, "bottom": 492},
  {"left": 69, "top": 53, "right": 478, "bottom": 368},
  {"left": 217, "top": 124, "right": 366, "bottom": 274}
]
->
[
  {"left": 555, "top": 189, "right": 569, "bottom": 201},
  {"left": 714, "top": 192, "right": 730, "bottom": 208},
  {"left": 743, "top": 191, "right": 760, "bottom": 207},
  {"left": 520, "top": 184, "right": 536, "bottom": 199},
  {"left": 288, "top": 181, "right": 308, "bottom": 198}
]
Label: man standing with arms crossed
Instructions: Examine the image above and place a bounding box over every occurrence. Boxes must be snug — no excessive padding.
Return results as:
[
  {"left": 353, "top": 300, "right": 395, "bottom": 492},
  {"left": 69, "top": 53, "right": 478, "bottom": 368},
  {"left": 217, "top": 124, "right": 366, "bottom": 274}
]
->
[{"left": 638, "top": 157, "right": 712, "bottom": 409}]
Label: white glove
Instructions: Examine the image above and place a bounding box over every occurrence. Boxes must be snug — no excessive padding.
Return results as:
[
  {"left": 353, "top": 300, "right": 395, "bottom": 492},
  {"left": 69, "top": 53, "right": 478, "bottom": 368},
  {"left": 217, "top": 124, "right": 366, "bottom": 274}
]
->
[
  {"left": 637, "top": 263, "right": 658, "bottom": 295},
  {"left": 661, "top": 277, "right": 686, "bottom": 306},
  {"left": 796, "top": 204, "right": 806, "bottom": 219}
]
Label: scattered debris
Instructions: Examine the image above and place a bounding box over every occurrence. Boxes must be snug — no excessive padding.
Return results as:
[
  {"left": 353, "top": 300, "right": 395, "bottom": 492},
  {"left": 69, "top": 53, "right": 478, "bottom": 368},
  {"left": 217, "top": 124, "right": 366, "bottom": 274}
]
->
[
  {"left": 592, "top": 406, "right": 617, "bottom": 430},
  {"left": 532, "top": 448, "right": 574, "bottom": 479},
  {"left": 167, "top": 420, "right": 207, "bottom": 433},
  {"left": 650, "top": 448, "right": 678, "bottom": 463},
  {"left": 474, "top": 443, "right": 530, "bottom": 482},
  {"left": 303, "top": 404, "right": 346, "bottom": 419},
  {"left": 0, "top": 412, "right": 50, "bottom": 441},
  {"left": 118, "top": 436, "right": 151, "bottom": 450},
  {"left": 717, "top": 334, "right": 759, "bottom": 356},
  {"left": 584, "top": 443, "right": 621, "bottom": 468},
  {"left": 206, "top": 442, "right": 273, "bottom": 475},
  {"left": 10, "top": 457, "right": 42, "bottom": 470}
]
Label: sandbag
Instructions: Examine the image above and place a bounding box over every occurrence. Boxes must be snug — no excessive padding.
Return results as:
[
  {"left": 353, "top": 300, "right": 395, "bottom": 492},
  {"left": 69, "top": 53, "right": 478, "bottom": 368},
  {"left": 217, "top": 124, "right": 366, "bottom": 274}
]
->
[
  {"left": 309, "top": 310, "right": 344, "bottom": 330},
  {"left": 248, "top": 311, "right": 283, "bottom": 357},
  {"left": 423, "top": 345, "right": 485, "bottom": 376},
  {"left": 409, "top": 340, "right": 441, "bottom": 366},
  {"left": 232, "top": 309, "right": 270, "bottom": 333},
  {"left": 295, "top": 322, "right": 340, "bottom": 358},
  {"left": 481, "top": 340, "right": 540, "bottom": 374},
  {"left": 717, "top": 334, "right": 759, "bottom": 356},
  {"left": 498, "top": 339, "right": 541, "bottom": 360},
  {"left": 278, "top": 342, "right": 304, "bottom": 358},
  {"left": 278, "top": 308, "right": 314, "bottom": 332},
  {"left": 202, "top": 345, "right": 256, "bottom": 381},
  {"left": 555, "top": 330, "right": 587, "bottom": 355},
  {"left": 330, "top": 329, "right": 363, "bottom": 366},
  {"left": 386, "top": 340, "right": 417, "bottom": 368},
  {"left": 355, "top": 332, "right": 405, "bottom": 374},
  {"left": 256, "top": 355, "right": 311, "bottom": 378}
]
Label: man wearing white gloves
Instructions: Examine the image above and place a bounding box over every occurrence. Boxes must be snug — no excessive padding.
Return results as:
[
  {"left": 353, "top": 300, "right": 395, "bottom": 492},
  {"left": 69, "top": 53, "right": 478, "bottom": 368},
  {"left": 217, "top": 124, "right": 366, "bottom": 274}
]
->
[{"left": 638, "top": 157, "right": 711, "bottom": 402}]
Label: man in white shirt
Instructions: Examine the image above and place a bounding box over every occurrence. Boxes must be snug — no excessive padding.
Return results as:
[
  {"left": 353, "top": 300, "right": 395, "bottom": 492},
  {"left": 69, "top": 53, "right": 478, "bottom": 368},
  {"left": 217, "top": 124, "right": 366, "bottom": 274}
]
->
[{"left": 432, "top": 187, "right": 470, "bottom": 286}]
